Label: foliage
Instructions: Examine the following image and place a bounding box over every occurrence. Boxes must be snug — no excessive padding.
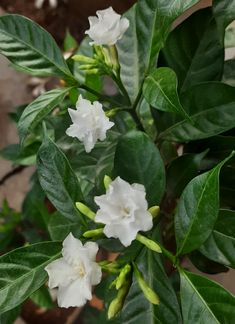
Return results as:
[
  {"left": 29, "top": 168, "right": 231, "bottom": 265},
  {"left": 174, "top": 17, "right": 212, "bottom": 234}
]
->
[{"left": 0, "top": 0, "right": 235, "bottom": 323}]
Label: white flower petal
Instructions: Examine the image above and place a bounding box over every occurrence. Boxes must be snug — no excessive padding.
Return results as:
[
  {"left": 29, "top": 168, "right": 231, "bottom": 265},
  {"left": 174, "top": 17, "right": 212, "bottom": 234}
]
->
[
  {"left": 45, "top": 258, "right": 75, "bottom": 289},
  {"left": 57, "top": 278, "right": 92, "bottom": 308},
  {"left": 104, "top": 222, "right": 138, "bottom": 247},
  {"left": 84, "top": 242, "right": 99, "bottom": 261},
  {"left": 62, "top": 233, "right": 83, "bottom": 265},
  {"left": 90, "top": 262, "right": 102, "bottom": 285}
]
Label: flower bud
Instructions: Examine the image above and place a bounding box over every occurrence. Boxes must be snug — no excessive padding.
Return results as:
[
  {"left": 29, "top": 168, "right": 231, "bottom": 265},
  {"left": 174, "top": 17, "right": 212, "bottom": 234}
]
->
[
  {"left": 99, "top": 261, "right": 121, "bottom": 274},
  {"left": 108, "top": 281, "right": 131, "bottom": 319},
  {"left": 72, "top": 54, "right": 96, "bottom": 64},
  {"left": 133, "top": 263, "right": 160, "bottom": 305},
  {"left": 136, "top": 234, "right": 162, "bottom": 253},
  {"left": 148, "top": 206, "right": 160, "bottom": 218},
  {"left": 76, "top": 202, "right": 95, "bottom": 220},
  {"left": 116, "top": 264, "right": 131, "bottom": 290},
  {"left": 83, "top": 228, "right": 104, "bottom": 238},
  {"left": 104, "top": 175, "right": 112, "bottom": 190}
]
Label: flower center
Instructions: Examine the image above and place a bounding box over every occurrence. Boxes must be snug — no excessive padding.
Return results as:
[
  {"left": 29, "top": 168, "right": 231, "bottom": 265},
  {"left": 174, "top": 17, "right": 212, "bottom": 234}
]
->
[
  {"left": 121, "top": 206, "right": 131, "bottom": 218},
  {"left": 75, "top": 263, "right": 86, "bottom": 278}
]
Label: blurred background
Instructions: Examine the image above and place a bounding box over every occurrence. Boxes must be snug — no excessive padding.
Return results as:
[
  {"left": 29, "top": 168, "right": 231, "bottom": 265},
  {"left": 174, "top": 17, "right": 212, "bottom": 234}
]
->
[{"left": 0, "top": 1, "right": 234, "bottom": 323}]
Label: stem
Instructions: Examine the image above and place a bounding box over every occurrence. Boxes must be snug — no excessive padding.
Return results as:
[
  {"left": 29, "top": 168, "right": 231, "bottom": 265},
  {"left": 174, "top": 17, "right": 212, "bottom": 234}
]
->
[
  {"left": 112, "top": 73, "right": 131, "bottom": 106},
  {"left": 158, "top": 244, "right": 177, "bottom": 265},
  {"left": 130, "top": 109, "right": 145, "bottom": 132}
]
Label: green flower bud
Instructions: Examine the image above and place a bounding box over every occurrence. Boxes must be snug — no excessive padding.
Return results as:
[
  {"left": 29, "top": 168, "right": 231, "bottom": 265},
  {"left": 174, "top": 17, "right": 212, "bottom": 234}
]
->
[
  {"left": 136, "top": 234, "right": 162, "bottom": 253},
  {"left": 133, "top": 263, "right": 160, "bottom": 305},
  {"left": 108, "top": 45, "right": 120, "bottom": 73},
  {"left": 72, "top": 54, "right": 96, "bottom": 64},
  {"left": 148, "top": 206, "right": 160, "bottom": 218},
  {"left": 99, "top": 261, "right": 121, "bottom": 274},
  {"left": 78, "top": 64, "right": 96, "bottom": 71},
  {"left": 108, "top": 281, "right": 131, "bottom": 319},
  {"left": 76, "top": 202, "right": 95, "bottom": 221},
  {"left": 83, "top": 228, "right": 104, "bottom": 238},
  {"left": 104, "top": 175, "right": 112, "bottom": 190},
  {"left": 116, "top": 264, "right": 131, "bottom": 290}
]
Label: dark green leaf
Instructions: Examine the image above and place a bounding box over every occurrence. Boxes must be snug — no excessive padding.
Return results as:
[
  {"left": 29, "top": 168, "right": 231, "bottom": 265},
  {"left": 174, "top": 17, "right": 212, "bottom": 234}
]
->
[
  {"left": 180, "top": 270, "right": 235, "bottom": 323},
  {"left": 0, "top": 306, "right": 21, "bottom": 324},
  {"left": 37, "top": 136, "right": 84, "bottom": 222},
  {"left": 30, "top": 285, "right": 54, "bottom": 309},
  {"left": 161, "top": 8, "right": 223, "bottom": 92},
  {"left": 0, "top": 14, "right": 73, "bottom": 78},
  {"left": 160, "top": 82, "right": 235, "bottom": 142},
  {"left": 18, "top": 87, "right": 71, "bottom": 145},
  {"left": 117, "top": 0, "right": 201, "bottom": 102},
  {"left": 121, "top": 240, "right": 181, "bottom": 323},
  {"left": 63, "top": 29, "right": 78, "bottom": 52},
  {"left": 143, "top": 67, "right": 190, "bottom": 120},
  {"left": 189, "top": 250, "right": 228, "bottom": 274},
  {"left": 175, "top": 153, "right": 234, "bottom": 255},
  {"left": 48, "top": 212, "right": 82, "bottom": 241},
  {"left": 0, "top": 241, "right": 61, "bottom": 313},
  {"left": 200, "top": 209, "right": 235, "bottom": 268},
  {"left": 166, "top": 151, "right": 207, "bottom": 198},
  {"left": 114, "top": 130, "right": 165, "bottom": 206}
]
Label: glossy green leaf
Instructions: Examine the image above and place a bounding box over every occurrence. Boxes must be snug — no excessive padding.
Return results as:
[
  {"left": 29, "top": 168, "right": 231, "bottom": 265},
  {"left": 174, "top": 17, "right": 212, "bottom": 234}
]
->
[
  {"left": 63, "top": 29, "right": 78, "bottom": 52},
  {"left": 200, "top": 209, "right": 235, "bottom": 268},
  {"left": 161, "top": 8, "right": 223, "bottom": 92},
  {"left": 18, "top": 87, "right": 71, "bottom": 145},
  {"left": 213, "top": 0, "right": 235, "bottom": 38},
  {"left": 0, "top": 241, "right": 61, "bottom": 313},
  {"left": 37, "top": 136, "right": 84, "bottom": 221},
  {"left": 0, "top": 14, "right": 73, "bottom": 78},
  {"left": 166, "top": 151, "right": 207, "bottom": 198},
  {"left": 30, "top": 285, "right": 54, "bottom": 309},
  {"left": 143, "top": 67, "right": 191, "bottom": 120},
  {"left": 48, "top": 212, "right": 82, "bottom": 241},
  {"left": 0, "top": 306, "right": 21, "bottom": 324},
  {"left": 160, "top": 82, "right": 235, "bottom": 142},
  {"left": 117, "top": 0, "right": 201, "bottom": 102},
  {"left": 121, "top": 238, "right": 182, "bottom": 323},
  {"left": 175, "top": 153, "right": 234, "bottom": 255},
  {"left": 114, "top": 131, "right": 165, "bottom": 206},
  {"left": 180, "top": 270, "right": 235, "bottom": 323}
]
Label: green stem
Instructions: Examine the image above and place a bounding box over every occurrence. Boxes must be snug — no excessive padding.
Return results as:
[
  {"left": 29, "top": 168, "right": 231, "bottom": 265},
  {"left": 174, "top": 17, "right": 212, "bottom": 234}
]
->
[
  {"left": 130, "top": 109, "right": 145, "bottom": 132},
  {"left": 112, "top": 72, "right": 131, "bottom": 106}
]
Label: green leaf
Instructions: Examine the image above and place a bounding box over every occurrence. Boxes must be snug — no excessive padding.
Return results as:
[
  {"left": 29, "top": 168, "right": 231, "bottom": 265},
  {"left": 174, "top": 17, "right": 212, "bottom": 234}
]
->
[
  {"left": 18, "top": 87, "right": 71, "bottom": 145},
  {"left": 63, "top": 29, "right": 78, "bottom": 52},
  {"left": 166, "top": 151, "right": 207, "bottom": 198},
  {"left": 213, "top": 0, "right": 235, "bottom": 38},
  {"left": 0, "top": 306, "right": 21, "bottom": 324},
  {"left": 0, "top": 14, "right": 73, "bottom": 78},
  {"left": 121, "top": 239, "right": 182, "bottom": 323},
  {"left": 175, "top": 153, "right": 234, "bottom": 255},
  {"left": 30, "top": 285, "right": 54, "bottom": 309},
  {"left": 37, "top": 136, "right": 84, "bottom": 222},
  {"left": 114, "top": 130, "right": 165, "bottom": 206},
  {"left": 143, "top": 67, "right": 191, "bottom": 120},
  {"left": 161, "top": 8, "right": 223, "bottom": 92},
  {"left": 200, "top": 209, "right": 235, "bottom": 268},
  {"left": 160, "top": 82, "right": 235, "bottom": 142},
  {"left": 117, "top": 0, "right": 201, "bottom": 102},
  {"left": 180, "top": 270, "right": 235, "bottom": 323},
  {"left": 0, "top": 241, "right": 61, "bottom": 313},
  {"left": 48, "top": 212, "right": 82, "bottom": 241}
]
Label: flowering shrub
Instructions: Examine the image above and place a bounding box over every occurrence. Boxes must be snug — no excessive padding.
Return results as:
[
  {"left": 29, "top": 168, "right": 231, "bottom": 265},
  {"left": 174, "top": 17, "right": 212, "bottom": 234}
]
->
[{"left": 0, "top": 1, "right": 235, "bottom": 323}]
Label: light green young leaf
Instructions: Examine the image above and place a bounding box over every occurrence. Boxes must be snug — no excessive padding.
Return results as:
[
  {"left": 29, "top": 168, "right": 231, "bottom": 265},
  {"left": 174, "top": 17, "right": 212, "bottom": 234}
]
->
[
  {"left": 180, "top": 270, "right": 235, "bottom": 323},
  {"left": 18, "top": 87, "right": 72, "bottom": 145},
  {"left": 0, "top": 14, "right": 73, "bottom": 79},
  {"left": 0, "top": 242, "right": 61, "bottom": 314},
  {"left": 175, "top": 152, "right": 234, "bottom": 255},
  {"left": 143, "top": 67, "right": 191, "bottom": 121}
]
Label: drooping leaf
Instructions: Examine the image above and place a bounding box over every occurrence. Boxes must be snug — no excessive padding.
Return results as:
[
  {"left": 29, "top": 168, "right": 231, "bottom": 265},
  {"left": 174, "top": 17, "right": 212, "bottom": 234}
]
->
[
  {"left": 37, "top": 136, "right": 84, "bottom": 222},
  {"left": 117, "top": 0, "right": 201, "bottom": 102},
  {"left": 143, "top": 67, "right": 191, "bottom": 121},
  {"left": 175, "top": 152, "right": 234, "bottom": 255},
  {"left": 114, "top": 130, "right": 165, "bottom": 206},
  {"left": 161, "top": 8, "right": 223, "bottom": 92},
  {"left": 200, "top": 209, "right": 235, "bottom": 268},
  {"left": 30, "top": 285, "right": 54, "bottom": 309},
  {"left": 160, "top": 82, "right": 235, "bottom": 142},
  {"left": 0, "top": 14, "right": 73, "bottom": 79},
  {"left": 18, "top": 87, "right": 71, "bottom": 145},
  {"left": 0, "top": 241, "right": 61, "bottom": 313},
  {"left": 180, "top": 270, "right": 235, "bottom": 323}
]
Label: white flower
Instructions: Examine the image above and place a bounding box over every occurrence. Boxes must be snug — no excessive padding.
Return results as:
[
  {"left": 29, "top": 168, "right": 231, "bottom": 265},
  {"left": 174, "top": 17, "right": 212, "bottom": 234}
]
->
[
  {"left": 95, "top": 177, "right": 153, "bottom": 247},
  {"left": 35, "top": 0, "right": 58, "bottom": 9},
  {"left": 85, "top": 7, "right": 129, "bottom": 45},
  {"left": 66, "top": 95, "right": 114, "bottom": 153},
  {"left": 45, "top": 233, "right": 102, "bottom": 308}
]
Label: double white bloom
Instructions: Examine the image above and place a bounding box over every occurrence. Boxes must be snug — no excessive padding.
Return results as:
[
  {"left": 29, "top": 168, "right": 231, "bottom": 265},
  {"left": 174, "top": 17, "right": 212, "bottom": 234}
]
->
[
  {"left": 95, "top": 177, "right": 153, "bottom": 246},
  {"left": 45, "top": 233, "right": 102, "bottom": 308},
  {"left": 66, "top": 95, "right": 114, "bottom": 153},
  {"left": 35, "top": 0, "right": 57, "bottom": 9},
  {"left": 85, "top": 7, "right": 129, "bottom": 45}
]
